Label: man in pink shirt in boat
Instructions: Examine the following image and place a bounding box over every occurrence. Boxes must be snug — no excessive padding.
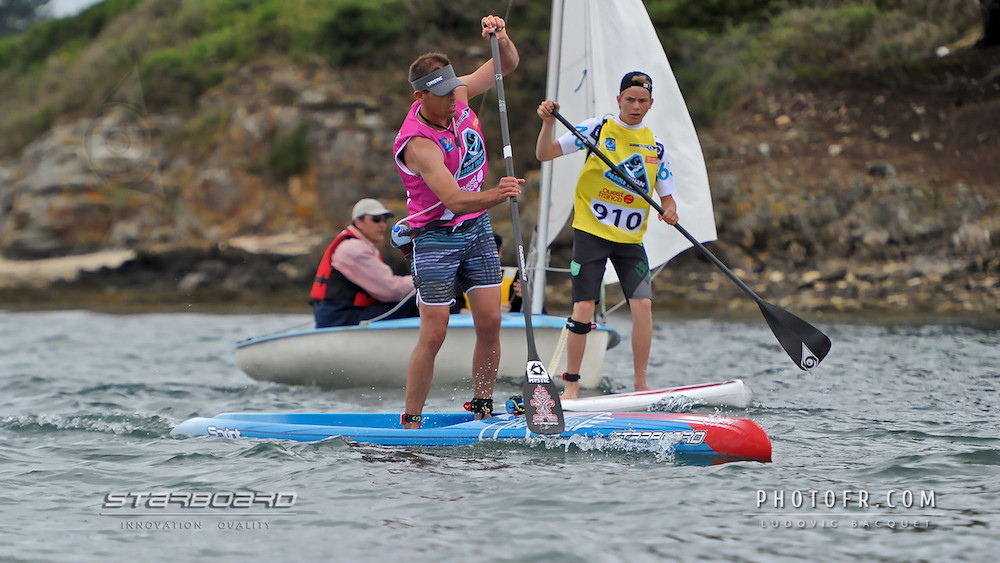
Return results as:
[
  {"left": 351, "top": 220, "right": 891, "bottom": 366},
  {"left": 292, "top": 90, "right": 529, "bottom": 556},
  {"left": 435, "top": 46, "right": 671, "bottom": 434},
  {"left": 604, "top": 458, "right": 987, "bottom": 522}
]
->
[
  {"left": 392, "top": 15, "right": 523, "bottom": 428},
  {"left": 309, "top": 198, "right": 419, "bottom": 328}
]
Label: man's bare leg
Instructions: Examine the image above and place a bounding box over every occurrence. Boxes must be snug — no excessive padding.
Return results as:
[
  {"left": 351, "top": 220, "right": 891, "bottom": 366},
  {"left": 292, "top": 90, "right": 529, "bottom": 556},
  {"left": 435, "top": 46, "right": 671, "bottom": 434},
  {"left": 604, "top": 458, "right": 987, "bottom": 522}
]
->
[
  {"left": 467, "top": 286, "right": 502, "bottom": 418},
  {"left": 403, "top": 303, "right": 450, "bottom": 428}
]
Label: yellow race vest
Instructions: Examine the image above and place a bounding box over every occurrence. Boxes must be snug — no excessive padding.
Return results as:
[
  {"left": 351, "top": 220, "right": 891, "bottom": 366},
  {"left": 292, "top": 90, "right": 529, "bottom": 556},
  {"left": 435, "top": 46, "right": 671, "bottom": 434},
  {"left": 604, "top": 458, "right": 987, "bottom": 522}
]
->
[{"left": 572, "top": 118, "right": 660, "bottom": 244}]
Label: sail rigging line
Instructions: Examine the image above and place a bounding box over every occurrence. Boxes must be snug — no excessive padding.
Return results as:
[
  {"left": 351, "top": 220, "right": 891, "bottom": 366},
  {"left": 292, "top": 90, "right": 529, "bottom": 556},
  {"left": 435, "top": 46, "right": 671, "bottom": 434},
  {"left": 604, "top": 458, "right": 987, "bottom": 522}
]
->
[
  {"left": 238, "top": 320, "right": 314, "bottom": 343},
  {"left": 359, "top": 289, "right": 418, "bottom": 326}
]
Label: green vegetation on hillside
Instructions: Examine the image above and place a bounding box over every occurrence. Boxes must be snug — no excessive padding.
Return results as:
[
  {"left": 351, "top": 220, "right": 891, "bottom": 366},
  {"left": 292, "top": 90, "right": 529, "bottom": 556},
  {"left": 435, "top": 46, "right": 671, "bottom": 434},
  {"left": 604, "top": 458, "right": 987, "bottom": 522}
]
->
[
  {"left": 0, "top": 0, "right": 142, "bottom": 69},
  {"left": 0, "top": 0, "right": 982, "bottom": 158}
]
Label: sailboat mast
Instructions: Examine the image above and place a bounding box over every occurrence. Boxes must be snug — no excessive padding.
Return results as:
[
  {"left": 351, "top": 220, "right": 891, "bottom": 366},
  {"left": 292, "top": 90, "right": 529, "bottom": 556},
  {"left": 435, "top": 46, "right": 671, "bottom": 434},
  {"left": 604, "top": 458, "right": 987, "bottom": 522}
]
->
[{"left": 532, "top": 0, "right": 564, "bottom": 315}]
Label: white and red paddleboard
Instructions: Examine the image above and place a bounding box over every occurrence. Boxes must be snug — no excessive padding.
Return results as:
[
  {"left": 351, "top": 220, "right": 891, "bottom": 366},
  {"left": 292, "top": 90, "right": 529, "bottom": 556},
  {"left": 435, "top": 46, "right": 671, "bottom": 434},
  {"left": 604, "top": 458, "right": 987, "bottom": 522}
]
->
[{"left": 560, "top": 379, "right": 754, "bottom": 412}]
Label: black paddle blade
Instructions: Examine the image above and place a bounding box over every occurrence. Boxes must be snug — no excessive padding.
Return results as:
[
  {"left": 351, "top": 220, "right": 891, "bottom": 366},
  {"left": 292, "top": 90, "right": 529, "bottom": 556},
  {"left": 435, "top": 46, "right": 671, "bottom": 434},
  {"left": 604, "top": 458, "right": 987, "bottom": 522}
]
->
[
  {"left": 758, "top": 300, "right": 832, "bottom": 370},
  {"left": 521, "top": 360, "right": 565, "bottom": 435}
]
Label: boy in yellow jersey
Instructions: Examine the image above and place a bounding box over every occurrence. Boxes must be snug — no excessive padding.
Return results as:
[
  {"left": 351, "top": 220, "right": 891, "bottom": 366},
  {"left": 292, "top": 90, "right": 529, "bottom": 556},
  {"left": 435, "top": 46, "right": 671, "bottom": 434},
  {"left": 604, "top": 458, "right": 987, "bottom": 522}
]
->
[{"left": 535, "top": 72, "right": 679, "bottom": 399}]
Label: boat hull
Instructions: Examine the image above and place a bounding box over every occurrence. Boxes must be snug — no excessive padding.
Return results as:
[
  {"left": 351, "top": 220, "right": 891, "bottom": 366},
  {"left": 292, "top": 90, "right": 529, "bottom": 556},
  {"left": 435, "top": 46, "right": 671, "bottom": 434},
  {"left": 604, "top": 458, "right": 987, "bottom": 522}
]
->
[
  {"left": 171, "top": 411, "right": 771, "bottom": 462},
  {"left": 235, "top": 314, "right": 619, "bottom": 389},
  {"left": 561, "top": 379, "right": 753, "bottom": 411}
]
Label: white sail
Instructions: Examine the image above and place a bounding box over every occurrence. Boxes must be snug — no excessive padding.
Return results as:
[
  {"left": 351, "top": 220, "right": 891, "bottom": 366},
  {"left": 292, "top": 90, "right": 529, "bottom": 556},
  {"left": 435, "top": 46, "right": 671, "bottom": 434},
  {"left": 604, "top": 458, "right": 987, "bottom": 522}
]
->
[{"left": 533, "top": 0, "right": 717, "bottom": 308}]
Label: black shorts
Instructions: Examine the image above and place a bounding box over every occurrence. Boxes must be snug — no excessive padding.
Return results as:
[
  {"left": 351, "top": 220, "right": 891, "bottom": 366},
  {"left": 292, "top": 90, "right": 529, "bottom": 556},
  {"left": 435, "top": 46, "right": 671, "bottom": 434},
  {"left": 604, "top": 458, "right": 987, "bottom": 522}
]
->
[{"left": 570, "top": 229, "right": 652, "bottom": 303}]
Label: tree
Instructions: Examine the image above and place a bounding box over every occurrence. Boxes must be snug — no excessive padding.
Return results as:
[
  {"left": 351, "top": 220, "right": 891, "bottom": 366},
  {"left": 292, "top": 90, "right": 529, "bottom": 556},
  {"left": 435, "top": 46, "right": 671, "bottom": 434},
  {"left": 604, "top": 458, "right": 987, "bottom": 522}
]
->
[{"left": 0, "top": 0, "right": 50, "bottom": 39}]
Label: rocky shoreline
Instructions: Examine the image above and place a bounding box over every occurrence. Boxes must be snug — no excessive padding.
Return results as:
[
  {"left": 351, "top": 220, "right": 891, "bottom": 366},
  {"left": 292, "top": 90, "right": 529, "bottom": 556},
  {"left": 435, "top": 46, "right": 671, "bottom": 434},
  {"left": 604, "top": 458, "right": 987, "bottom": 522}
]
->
[{"left": 2, "top": 237, "right": 997, "bottom": 326}]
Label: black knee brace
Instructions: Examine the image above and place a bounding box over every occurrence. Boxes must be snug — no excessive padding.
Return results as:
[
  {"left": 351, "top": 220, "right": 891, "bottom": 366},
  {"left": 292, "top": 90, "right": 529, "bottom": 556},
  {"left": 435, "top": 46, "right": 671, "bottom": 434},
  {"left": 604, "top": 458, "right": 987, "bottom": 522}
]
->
[{"left": 565, "top": 317, "right": 592, "bottom": 334}]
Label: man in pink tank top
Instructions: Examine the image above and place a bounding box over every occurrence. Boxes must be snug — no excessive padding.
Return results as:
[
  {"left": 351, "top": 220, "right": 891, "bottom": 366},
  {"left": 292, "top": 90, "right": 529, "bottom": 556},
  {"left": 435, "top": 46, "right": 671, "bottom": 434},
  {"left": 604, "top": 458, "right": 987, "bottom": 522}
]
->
[{"left": 392, "top": 15, "right": 524, "bottom": 428}]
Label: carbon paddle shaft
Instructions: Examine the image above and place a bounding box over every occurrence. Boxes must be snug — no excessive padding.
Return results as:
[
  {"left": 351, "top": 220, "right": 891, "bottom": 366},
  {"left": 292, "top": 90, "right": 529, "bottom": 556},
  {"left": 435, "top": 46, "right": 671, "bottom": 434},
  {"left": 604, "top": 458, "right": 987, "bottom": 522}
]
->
[
  {"left": 491, "top": 32, "right": 564, "bottom": 434},
  {"left": 550, "top": 110, "right": 831, "bottom": 370}
]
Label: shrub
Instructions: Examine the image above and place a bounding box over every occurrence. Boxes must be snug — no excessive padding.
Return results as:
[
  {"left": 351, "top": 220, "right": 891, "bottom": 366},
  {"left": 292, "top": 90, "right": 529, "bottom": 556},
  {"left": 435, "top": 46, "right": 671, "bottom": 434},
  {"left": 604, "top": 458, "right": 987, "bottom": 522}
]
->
[
  {"left": 314, "top": 0, "right": 408, "bottom": 67},
  {"left": 647, "top": 0, "right": 784, "bottom": 33},
  {"left": 138, "top": 28, "right": 248, "bottom": 107},
  {"left": 268, "top": 120, "right": 310, "bottom": 180}
]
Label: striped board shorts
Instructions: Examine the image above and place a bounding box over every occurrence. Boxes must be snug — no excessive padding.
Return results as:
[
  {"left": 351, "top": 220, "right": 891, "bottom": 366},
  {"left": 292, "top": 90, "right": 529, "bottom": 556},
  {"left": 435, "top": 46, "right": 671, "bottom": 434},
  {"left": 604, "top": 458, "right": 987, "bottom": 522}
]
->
[{"left": 411, "top": 213, "right": 502, "bottom": 306}]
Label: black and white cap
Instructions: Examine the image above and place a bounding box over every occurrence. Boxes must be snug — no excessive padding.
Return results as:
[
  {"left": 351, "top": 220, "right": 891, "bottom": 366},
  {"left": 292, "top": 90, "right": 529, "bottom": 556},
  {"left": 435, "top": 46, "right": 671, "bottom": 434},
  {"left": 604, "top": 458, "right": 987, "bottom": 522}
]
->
[
  {"left": 619, "top": 71, "right": 652, "bottom": 94},
  {"left": 411, "top": 65, "right": 466, "bottom": 96}
]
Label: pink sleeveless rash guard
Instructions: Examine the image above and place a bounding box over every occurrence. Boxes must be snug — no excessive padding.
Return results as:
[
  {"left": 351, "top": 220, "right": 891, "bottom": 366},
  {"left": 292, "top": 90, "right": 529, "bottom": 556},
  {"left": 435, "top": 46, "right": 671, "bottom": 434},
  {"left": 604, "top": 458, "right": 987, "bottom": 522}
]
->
[{"left": 392, "top": 100, "right": 488, "bottom": 229}]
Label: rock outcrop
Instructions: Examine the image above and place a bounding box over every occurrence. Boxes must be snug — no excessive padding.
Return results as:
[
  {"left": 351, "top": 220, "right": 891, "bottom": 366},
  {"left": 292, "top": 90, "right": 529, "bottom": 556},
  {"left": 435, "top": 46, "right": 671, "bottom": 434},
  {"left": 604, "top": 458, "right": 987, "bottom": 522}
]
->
[{"left": 1, "top": 50, "right": 998, "bottom": 319}]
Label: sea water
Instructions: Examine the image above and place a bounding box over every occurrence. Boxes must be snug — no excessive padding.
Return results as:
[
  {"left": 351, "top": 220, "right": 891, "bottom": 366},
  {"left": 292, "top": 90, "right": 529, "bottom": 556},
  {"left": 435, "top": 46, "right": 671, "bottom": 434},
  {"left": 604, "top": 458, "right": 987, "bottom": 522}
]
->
[{"left": 1, "top": 309, "right": 998, "bottom": 562}]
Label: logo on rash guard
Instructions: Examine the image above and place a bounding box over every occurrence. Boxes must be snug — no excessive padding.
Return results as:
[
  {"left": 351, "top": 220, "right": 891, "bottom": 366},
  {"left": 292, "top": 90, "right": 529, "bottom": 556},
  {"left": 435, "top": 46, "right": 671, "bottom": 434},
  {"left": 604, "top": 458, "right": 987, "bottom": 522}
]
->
[
  {"left": 604, "top": 153, "right": 649, "bottom": 194},
  {"left": 460, "top": 169, "right": 484, "bottom": 192},
  {"left": 439, "top": 136, "right": 456, "bottom": 153},
  {"left": 458, "top": 129, "right": 486, "bottom": 179}
]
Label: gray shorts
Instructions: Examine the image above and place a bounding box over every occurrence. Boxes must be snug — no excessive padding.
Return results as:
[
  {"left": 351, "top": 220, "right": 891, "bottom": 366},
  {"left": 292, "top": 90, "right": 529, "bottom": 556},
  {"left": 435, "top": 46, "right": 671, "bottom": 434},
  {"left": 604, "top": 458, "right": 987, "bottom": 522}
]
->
[
  {"left": 411, "top": 214, "right": 502, "bottom": 306},
  {"left": 570, "top": 229, "right": 652, "bottom": 303}
]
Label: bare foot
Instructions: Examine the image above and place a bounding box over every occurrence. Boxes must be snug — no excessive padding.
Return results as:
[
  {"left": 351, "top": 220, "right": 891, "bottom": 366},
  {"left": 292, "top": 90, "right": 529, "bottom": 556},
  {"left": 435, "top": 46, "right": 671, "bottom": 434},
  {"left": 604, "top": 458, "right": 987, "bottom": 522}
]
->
[
  {"left": 561, "top": 381, "right": 580, "bottom": 400},
  {"left": 634, "top": 375, "right": 649, "bottom": 392}
]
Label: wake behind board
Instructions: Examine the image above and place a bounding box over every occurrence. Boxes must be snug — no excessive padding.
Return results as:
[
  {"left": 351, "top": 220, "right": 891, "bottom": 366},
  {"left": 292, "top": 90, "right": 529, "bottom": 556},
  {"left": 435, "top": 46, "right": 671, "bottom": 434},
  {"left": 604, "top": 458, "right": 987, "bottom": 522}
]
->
[
  {"left": 561, "top": 379, "right": 753, "bottom": 412},
  {"left": 172, "top": 411, "right": 771, "bottom": 462}
]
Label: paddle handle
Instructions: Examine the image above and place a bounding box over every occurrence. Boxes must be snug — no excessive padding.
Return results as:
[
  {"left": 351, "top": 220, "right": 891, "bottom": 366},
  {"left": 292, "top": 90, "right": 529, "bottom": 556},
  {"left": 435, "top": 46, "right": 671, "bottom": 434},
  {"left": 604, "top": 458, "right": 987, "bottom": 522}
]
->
[
  {"left": 491, "top": 33, "right": 540, "bottom": 359},
  {"left": 550, "top": 110, "right": 764, "bottom": 304}
]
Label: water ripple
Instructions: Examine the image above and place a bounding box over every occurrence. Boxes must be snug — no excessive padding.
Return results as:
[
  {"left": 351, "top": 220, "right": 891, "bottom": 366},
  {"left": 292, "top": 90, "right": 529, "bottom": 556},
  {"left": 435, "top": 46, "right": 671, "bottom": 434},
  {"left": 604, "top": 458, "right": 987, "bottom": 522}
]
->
[{"left": 2, "top": 311, "right": 999, "bottom": 562}]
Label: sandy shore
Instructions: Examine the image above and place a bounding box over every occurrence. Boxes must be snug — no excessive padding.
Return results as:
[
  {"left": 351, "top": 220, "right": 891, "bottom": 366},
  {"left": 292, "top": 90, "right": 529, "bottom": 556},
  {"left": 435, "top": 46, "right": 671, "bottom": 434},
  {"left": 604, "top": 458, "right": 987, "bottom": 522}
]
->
[{"left": 0, "top": 250, "right": 137, "bottom": 288}]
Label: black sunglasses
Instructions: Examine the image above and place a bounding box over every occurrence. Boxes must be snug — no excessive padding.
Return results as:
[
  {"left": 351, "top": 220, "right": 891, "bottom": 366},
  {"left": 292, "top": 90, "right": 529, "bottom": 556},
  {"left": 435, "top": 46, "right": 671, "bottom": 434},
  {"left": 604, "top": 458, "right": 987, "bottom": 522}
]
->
[{"left": 367, "top": 215, "right": 387, "bottom": 223}]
